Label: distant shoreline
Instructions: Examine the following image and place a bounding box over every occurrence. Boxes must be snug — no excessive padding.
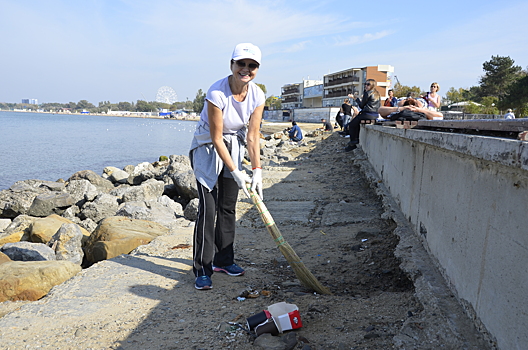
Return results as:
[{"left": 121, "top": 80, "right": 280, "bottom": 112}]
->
[{"left": 0, "top": 109, "right": 200, "bottom": 122}]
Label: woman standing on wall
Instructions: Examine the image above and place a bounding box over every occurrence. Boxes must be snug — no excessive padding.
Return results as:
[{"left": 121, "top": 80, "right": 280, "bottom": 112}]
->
[
  {"left": 345, "top": 79, "right": 381, "bottom": 151},
  {"left": 189, "top": 43, "right": 265, "bottom": 290}
]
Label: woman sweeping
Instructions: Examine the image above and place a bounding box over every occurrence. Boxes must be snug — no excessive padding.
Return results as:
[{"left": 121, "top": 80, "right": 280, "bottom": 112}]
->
[{"left": 189, "top": 43, "right": 265, "bottom": 290}]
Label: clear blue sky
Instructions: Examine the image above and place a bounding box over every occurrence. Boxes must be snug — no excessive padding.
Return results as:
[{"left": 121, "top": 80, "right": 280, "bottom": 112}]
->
[{"left": 1, "top": 0, "right": 527, "bottom": 104}]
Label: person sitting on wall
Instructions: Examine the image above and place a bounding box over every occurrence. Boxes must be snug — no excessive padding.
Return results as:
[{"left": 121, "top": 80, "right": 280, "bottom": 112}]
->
[
  {"left": 321, "top": 118, "right": 333, "bottom": 131},
  {"left": 384, "top": 89, "right": 398, "bottom": 107},
  {"left": 344, "top": 79, "right": 381, "bottom": 152},
  {"left": 288, "top": 121, "right": 303, "bottom": 142},
  {"left": 379, "top": 98, "right": 443, "bottom": 120},
  {"left": 504, "top": 109, "right": 515, "bottom": 119}
]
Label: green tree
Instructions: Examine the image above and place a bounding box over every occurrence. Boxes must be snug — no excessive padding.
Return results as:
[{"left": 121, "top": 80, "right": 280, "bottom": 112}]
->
[
  {"left": 256, "top": 83, "right": 267, "bottom": 95},
  {"left": 503, "top": 74, "right": 528, "bottom": 116},
  {"left": 445, "top": 87, "right": 467, "bottom": 105},
  {"left": 117, "top": 102, "right": 132, "bottom": 111},
  {"left": 393, "top": 83, "right": 422, "bottom": 99},
  {"left": 463, "top": 102, "right": 482, "bottom": 114},
  {"left": 136, "top": 100, "right": 154, "bottom": 112},
  {"left": 265, "top": 95, "right": 281, "bottom": 109},
  {"left": 480, "top": 96, "right": 499, "bottom": 115},
  {"left": 77, "top": 100, "right": 95, "bottom": 110},
  {"left": 479, "top": 55, "right": 522, "bottom": 100},
  {"left": 193, "top": 89, "right": 206, "bottom": 113}
]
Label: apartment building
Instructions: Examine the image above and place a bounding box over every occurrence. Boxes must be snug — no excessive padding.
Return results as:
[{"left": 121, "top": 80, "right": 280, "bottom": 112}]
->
[
  {"left": 322, "top": 65, "right": 394, "bottom": 107},
  {"left": 281, "top": 79, "right": 323, "bottom": 109}
]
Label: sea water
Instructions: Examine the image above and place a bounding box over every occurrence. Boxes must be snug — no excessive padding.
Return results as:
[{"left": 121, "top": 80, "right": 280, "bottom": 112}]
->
[{"left": 0, "top": 111, "right": 196, "bottom": 190}]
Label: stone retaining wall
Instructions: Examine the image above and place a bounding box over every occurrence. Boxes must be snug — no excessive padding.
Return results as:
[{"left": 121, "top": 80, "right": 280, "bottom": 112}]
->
[{"left": 360, "top": 124, "right": 528, "bottom": 350}]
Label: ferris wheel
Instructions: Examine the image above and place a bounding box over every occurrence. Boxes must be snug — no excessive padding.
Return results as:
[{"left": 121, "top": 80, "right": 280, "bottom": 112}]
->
[{"left": 156, "top": 86, "right": 178, "bottom": 104}]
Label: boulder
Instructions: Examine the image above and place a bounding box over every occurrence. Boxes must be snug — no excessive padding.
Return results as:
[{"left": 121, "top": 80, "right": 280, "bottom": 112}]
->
[
  {"left": 121, "top": 179, "right": 165, "bottom": 203},
  {"left": 79, "top": 193, "right": 119, "bottom": 223},
  {"left": 170, "top": 170, "right": 198, "bottom": 201},
  {"left": 167, "top": 155, "right": 192, "bottom": 175},
  {"left": 27, "top": 192, "right": 76, "bottom": 217},
  {"left": 0, "top": 252, "right": 11, "bottom": 265},
  {"left": 84, "top": 216, "right": 169, "bottom": 264},
  {"left": 30, "top": 214, "right": 90, "bottom": 244},
  {"left": 0, "top": 182, "right": 42, "bottom": 218},
  {"left": 0, "top": 218, "right": 11, "bottom": 232},
  {"left": 68, "top": 170, "right": 114, "bottom": 193},
  {"left": 184, "top": 198, "right": 199, "bottom": 221},
  {"left": 103, "top": 166, "right": 130, "bottom": 184},
  {"left": 77, "top": 218, "right": 98, "bottom": 235},
  {"left": 261, "top": 147, "right": 276, "bottom": 157},
  {"left": 0, "top": 215, "right": 36, "bottom": 245},
  {"left": 0, "top": 260, "right": 81, "bottom": 302},
  {"left": 116, "top": 195, "right": 184, "bottom": 228},
  {"left": 0, "top": 231, "right": 26, "bottom": 246},
  {"left": 127, "top": 162, "right": 156, "bottom": 185},
  {"left": 65, "top": 179, "right": 98, "bottom": 207},
  {"left": 0, "top": 242, "right": 56, "bottom": 261},
  {"left": 61, "top": 205, "right": 80, "bottom": 221},
  {"left": 49, "top": 224, "right": 84, "bottom": 265}
]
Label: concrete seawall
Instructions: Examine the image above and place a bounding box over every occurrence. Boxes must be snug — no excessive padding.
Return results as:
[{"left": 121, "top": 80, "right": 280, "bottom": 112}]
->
[{"left": 360, "top": 123, "right": 528, "bottom": 350}]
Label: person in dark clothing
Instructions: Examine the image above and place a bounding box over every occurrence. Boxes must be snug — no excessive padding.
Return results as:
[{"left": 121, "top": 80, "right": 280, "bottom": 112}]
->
[
  {"left": 288, "top": 121, "right": 303, "bottom": 142},
  {"left": 321, "top": 118, "right": 333, "bottom": 131},
  {"left": 345, "top": 79, "right": 381, "bottom": 151}
]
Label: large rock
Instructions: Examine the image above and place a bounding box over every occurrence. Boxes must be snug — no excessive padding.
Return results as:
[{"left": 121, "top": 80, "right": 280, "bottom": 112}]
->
[
  {"left": 127, "top": 162, "right": 156, "bottom": 185},
  {"left": 65, "top": 179, "right": 99, "bottom": 207},
  {"left": 27, "top": 192, "right": 75, "bottom": 217},
  {"left": 103, "top": 166, "right": 130, "bottom": 184},
  {"left": 120, "top": 179, "right": 165, "bottom": 203},
  {"left": 0, "top": 218, "right": 11, "bottom": 232},
  {"left": 170, "top": 170, "right": 198, "bottom": 201},
  {"left": 184, "top": 198, "right": 199, "bottom": 221},
  {"left": 49, "top": 224, "right": 84, "bottom": 265},
  {"left": 68, "top": 170, "right": 114, "bottom": 193},
  {"left": 116, "top": 195, "right": 184, "bottom": 228},
  {"left": 79, "top": 193, "right": 119, "bottom": 223},
  {"left": 30, "top": 214, "right": 90, "bottom": 244},
  {"left": 85, "top": 216, "right": 169, "bottom": 264},
  {"left": 166, "top": 155, "right": 192, "bottom": 175},
  {"left": 0, "top": 260, "right": 81, "bottom": 302},
  {"left": 0, "top": 215, "right": 36, "bottom": 245},
  {"left": 0, "top": 242, "right": 56, "bottom": 261},
  {"left": 0, "top": 252, "right": 11, "bottom": 265},
  {"left": 0, "top": 182, "right": 42, "bottom": 218}
]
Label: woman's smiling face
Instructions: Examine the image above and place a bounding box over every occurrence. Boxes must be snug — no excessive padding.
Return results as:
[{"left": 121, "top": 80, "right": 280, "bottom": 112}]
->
[{"left": 231, "top": 59, "right": 259, "bottom": 83}]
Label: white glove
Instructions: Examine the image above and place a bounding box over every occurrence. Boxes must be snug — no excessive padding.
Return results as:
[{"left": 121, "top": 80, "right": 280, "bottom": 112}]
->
[
  {"left": 251, "top": 167, "right": 263, "bottom": 199},
  {"left": 230, "top": 169, "right": 251, "bottom": 198}
]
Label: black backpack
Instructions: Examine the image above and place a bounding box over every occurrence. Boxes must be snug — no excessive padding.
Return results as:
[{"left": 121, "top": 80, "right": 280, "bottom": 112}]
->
[{"left": 389, "top": 109, "right": 426, "bottom": 121}]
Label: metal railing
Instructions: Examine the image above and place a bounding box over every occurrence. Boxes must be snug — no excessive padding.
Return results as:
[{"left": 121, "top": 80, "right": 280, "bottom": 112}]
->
[{"left": 443, "top": 112, "right": 504, "bottom": 120}]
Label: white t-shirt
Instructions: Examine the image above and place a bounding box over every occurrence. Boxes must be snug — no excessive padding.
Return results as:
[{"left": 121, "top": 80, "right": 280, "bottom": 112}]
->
[
  {"left": 201, "top": 76, "right": 265, "bottom": 134},
  {"left": 190, "top": 75, "right": 265, "bottom": 190}
]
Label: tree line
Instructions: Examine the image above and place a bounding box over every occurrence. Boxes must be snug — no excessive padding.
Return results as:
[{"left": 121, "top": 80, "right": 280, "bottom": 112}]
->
[{"left": 0, "top": 83, "right": 282, "bottom": 114}]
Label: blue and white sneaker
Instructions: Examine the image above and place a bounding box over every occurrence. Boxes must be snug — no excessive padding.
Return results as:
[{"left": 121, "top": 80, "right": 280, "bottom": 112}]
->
[
  {"left": 212, "top": 263, "right": 245, "bottom": 276},
  {"left": 195, "top": 275, "right": 212, "bottom": 290}
]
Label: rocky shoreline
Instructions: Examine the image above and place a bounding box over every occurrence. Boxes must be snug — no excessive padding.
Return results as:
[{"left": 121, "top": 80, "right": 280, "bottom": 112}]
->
[{"left": 0, "top": 122, "right": 491, "bottom": 349}]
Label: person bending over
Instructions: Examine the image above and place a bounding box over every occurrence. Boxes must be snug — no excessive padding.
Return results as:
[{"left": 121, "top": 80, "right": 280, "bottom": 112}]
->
[
  {"left": 288, "top": 121, "right": 303, "bottom": 142},
  {"left": 321, "top": 118, "right": 333, "bottom": 131},
  {"left": 189, "top": 43, "right": 265, "bottom": 290}
]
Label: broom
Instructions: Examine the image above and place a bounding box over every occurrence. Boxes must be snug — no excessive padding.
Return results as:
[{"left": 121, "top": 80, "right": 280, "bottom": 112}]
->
[{"left": 247, "top": 185, "right": 332, "bottom": 295}]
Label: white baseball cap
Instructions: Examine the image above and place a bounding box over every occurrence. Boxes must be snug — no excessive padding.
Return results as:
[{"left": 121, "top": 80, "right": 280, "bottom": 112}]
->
[{"left": 231, "top": 43, "right": 261, "bottom": 65}]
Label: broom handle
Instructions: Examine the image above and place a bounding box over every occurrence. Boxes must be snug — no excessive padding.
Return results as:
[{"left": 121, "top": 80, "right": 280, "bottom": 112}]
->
[{"left": 246, "top": 185, "right": 332, "bottom": 295}]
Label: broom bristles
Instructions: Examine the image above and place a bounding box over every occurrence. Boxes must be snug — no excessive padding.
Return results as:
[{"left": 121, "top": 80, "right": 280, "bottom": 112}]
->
[{"left": 248, "top": 187, "right": 331, "bottom": 295}]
